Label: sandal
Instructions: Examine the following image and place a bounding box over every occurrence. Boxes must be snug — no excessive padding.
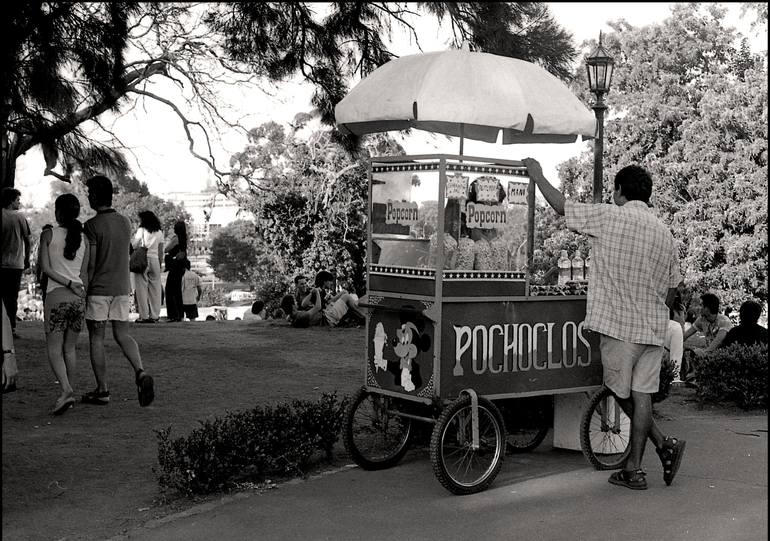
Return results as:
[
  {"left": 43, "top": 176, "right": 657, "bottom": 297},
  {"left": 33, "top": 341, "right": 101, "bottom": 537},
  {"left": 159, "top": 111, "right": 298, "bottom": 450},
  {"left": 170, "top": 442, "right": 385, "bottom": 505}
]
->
[
  {"left": 136, "top": 370, "right": 155, "bottom": 407},
  {"left": 657, "top": 436, "right": 686, "bottom": 486},
  {"left": 608, "top": 469, "right": 648, "bottom": 490},
  {"left": 52, "top": 395, "right": 75, "bottom": 415},
  {"left": 81, "top": 389, "right": 110, "bottom": 405}
]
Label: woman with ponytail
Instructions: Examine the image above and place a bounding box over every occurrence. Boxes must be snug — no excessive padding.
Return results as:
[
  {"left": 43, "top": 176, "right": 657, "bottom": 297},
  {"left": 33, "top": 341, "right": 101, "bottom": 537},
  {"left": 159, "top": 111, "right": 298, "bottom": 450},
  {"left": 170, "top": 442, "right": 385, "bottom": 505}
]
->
[{"left": 39, "top": 193, "right": 90, "bottom": 415}]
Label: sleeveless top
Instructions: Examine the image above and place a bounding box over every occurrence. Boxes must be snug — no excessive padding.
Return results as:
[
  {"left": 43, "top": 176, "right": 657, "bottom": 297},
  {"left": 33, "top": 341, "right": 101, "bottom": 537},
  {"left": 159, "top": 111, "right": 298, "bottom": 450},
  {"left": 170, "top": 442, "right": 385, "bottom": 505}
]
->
[
  {"left": 46, "top": 227, "right": 87, "bottom": 293},
  {"left": 132, "top": 228, "right": 164, "bottom": 259}
]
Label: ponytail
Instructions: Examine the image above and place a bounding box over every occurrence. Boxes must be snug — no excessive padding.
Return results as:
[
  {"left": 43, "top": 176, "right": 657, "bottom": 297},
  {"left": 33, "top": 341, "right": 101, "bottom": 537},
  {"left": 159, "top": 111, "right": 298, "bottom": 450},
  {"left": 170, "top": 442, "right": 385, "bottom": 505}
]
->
[
  {"left": 63, "top": 219, "right": 83, "bottom": 260},
  {"left": 54, "top": 193, "right": 83, "bottom": 260}
]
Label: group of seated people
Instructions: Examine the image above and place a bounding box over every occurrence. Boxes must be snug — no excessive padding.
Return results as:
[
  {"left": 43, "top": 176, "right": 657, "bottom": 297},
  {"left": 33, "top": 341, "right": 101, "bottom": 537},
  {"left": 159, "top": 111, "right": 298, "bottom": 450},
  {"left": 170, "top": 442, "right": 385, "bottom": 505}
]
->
[
  {"left": 666, "top": 292, "right": 767, "bottom": 385},
  {"left": 281, "top": 270, "right": 367, "bottom": 328}
]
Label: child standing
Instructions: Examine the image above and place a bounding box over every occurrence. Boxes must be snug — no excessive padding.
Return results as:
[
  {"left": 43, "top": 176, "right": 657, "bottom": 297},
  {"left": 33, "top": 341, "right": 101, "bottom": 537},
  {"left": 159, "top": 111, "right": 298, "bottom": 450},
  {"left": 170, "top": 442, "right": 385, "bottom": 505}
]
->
[{"left": 181, "top": 259, "right": 202, "bottom": 321}]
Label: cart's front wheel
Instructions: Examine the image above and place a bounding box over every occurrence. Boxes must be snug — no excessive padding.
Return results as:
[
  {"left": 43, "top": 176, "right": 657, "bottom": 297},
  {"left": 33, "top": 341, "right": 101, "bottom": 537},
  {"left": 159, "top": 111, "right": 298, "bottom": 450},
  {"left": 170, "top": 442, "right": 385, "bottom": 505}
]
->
[
  {"left": 343, "top": 388, "right": 412, "bottom": 470},
  {"left": 580, "top": 386, "right": 631, "bottom": 470},
  {"left": 430, "top": 395, "right": 506, "bottom": 495}
]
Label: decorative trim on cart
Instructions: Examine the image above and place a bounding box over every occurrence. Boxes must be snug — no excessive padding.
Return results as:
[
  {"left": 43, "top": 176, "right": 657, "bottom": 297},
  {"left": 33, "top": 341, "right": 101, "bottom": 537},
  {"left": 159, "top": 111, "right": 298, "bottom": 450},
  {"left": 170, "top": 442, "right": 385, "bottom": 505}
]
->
[
  {"left": 370, "top": 265, "right": 436, "bottom": 278},
  {"left": 372, "top": 163, "right": 441, "bottom": 173},
  {"left": 366, "top": 367, "right": 381, "bottom": 388},
  {"left": 446, "top": 163, "right": 528, "bottom": 176},
  {"left": 443, "top": 270, "right": 526, "bottom": 280}
]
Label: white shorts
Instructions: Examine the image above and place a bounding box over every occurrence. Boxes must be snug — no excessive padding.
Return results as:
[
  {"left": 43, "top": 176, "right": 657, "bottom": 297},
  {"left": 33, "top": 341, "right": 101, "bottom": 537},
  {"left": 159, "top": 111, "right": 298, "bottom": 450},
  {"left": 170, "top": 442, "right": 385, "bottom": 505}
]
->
[
  {"left": 599, "top": 334, "right": 663, "bottom": 399},
  {"left": 324, "top": 299, "right": 348, "bottom": 327},
  {"left": 86, "top": 295, "right": 131, "bottom": 322}
]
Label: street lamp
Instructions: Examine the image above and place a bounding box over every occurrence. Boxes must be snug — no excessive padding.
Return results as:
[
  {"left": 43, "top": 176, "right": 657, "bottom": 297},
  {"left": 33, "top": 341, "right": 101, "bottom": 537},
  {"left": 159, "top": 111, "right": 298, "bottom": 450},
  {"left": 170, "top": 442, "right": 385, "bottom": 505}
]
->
[{"left": 586, "top": 31, "right": 615, "bottom": 203}]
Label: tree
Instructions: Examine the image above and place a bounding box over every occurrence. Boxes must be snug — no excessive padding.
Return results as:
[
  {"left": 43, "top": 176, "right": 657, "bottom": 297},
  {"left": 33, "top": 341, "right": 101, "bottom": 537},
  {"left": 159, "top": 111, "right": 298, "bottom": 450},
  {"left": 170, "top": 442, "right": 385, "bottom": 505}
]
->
[
  {"left": 208, "top": 219, "right": 271, "bottom": 284},
  {"left": 3, "top": 2, "right": 578, "bottom": 189},
  {"left": 550, "top": 4, "right": 767, "bottom": 308}
]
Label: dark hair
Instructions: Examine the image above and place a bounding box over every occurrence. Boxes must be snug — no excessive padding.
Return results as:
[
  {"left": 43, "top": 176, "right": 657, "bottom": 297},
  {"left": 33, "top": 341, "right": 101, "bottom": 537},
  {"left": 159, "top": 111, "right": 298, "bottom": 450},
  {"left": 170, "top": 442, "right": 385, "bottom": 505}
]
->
[
  {"left": 251, "top": 300, "right": 265, "bottom": 315},
  {"left": 739, "top": 300, "right": 762, "bottom": 325},
  {"left": 85, "top": 175, "right": 114, "bottom": 207},
  {"left": 280, "top": 294, "right": 296, "bottom": 315},
  {"left": 294, "top": 275, "right": 306, "bottom": 285},
  {"left": 55, "top": 194, "right": 83, "bottom": 260},
  {"left": 1, "top": 187, "right": 21, "bottom": 208},
  {"left": 669, "top": 294, "right": 684, "bottom": 320},
  {"left": 184, "top": 258, "right": 191, "bottom": 270},
  {"left": 138, "top": 210, "right": 161, "bottom": 233},
  {"left": 173, "top": 220, "right": 188, "bottom": 250},
  {"left": 700, "top": 293, "right": 720, "bottom": 315},
  {"left": 314, "top": 270, "right": 334, "bottom": 287},
  {"left": 614, "top": 165, "right": 652, "bottom": 203}
]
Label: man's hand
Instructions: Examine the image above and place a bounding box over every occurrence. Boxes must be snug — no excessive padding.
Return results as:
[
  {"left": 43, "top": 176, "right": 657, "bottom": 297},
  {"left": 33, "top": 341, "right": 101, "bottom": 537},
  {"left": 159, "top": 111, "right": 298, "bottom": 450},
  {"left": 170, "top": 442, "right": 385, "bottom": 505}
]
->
[{"left": 522, "top": 157, "right": 544, "bottom": 180}]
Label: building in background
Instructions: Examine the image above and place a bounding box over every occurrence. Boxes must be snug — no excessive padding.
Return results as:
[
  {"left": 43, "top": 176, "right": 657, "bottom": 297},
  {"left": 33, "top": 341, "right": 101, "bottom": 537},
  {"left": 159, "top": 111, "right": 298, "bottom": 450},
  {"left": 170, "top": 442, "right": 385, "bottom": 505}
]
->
[{"left": 159, "top": 179, "right": 254, "bottom": 276}]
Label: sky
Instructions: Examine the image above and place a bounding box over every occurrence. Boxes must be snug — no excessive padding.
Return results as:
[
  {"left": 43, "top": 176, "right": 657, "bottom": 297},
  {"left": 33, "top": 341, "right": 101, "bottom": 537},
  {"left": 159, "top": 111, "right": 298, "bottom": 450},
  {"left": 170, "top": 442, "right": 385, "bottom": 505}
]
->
[{"left": 14, "top": 2, "right": 767, "bottom": 209}]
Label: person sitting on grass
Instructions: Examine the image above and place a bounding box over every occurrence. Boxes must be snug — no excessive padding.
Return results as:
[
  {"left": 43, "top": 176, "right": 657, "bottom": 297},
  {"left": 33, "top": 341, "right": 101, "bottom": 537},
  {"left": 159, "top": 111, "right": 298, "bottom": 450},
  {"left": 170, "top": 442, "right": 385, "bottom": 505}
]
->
[
  {"left": 287, "top": 286, "right": 366, "bottom": 328},
  {"left": 243, "top": 299, "right": 266, "bottom": 321},
  {"left": 719, "top": 300, "right": 768, "bottom": 348}
]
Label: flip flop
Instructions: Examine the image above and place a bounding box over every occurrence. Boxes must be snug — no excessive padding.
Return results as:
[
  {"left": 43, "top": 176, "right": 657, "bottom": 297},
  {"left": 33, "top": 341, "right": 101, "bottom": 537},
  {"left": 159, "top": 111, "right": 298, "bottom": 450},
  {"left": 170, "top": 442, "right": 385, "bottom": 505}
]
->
[{"left": 52, "top": 396, "right": 75, "bottom": 416}]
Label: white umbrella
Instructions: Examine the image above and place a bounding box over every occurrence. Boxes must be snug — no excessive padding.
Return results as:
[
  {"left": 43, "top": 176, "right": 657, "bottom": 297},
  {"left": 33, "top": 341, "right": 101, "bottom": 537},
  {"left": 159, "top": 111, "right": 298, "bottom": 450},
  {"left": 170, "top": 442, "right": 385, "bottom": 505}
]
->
[{"left": 335, "top": 47, "right": 596, "bottom": 148}]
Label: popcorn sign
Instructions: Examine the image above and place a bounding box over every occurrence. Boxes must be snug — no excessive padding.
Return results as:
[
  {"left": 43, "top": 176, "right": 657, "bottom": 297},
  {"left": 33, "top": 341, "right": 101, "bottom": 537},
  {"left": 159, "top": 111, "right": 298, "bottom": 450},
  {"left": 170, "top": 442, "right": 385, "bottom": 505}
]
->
[
  {"left": 507, "top": 181, "right": 529, "bottom": 206},
  {"left": 385, "top": 200, "right": 419, "bottom": 226}
]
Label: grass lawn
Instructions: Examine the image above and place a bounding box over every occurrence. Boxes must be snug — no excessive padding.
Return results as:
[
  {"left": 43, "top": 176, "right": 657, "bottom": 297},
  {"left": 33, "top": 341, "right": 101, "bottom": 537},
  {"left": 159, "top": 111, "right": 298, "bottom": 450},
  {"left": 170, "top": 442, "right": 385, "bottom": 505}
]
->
[{"left": 2, "top": 319, "right": 366, "bottom": 541}]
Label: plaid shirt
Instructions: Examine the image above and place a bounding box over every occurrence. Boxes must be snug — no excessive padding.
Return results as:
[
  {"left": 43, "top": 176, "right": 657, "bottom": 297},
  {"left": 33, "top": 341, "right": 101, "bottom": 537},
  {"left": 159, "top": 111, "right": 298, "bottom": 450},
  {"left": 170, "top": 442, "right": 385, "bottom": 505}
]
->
[{"left": 566, "top": 200, "right": 681, "bottom": 346}]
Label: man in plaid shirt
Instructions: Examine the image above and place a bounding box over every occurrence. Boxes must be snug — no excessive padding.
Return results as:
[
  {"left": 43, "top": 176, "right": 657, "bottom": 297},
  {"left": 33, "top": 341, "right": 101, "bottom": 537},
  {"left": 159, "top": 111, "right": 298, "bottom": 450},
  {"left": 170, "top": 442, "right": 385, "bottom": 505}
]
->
[{"left": 523, "top": 158, "right": 685, "bottom": 491}]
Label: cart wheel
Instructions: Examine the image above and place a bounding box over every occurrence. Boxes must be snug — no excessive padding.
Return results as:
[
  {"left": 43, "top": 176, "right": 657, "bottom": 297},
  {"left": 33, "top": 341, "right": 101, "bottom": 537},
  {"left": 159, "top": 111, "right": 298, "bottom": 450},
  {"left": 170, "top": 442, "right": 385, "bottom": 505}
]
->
[
  {"left": 506, "top": 426, "right": 549, "bottom": 454},
  {"left": 343, "top": 388, "right": 412, "bottom": 470},
  {"left": 430, "top": 395, "right": 506, "bottom": 495},
  {"left": 580, "top": 385, "right": 631, "bottom": 470}
]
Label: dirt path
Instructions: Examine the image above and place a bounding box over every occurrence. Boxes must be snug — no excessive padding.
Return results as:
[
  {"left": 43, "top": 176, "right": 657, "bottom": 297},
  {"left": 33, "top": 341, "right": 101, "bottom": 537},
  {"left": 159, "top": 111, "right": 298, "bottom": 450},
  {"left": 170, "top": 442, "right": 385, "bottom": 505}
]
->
[{"left": 2, "top": 320, "right": 365, "bottom": 541}]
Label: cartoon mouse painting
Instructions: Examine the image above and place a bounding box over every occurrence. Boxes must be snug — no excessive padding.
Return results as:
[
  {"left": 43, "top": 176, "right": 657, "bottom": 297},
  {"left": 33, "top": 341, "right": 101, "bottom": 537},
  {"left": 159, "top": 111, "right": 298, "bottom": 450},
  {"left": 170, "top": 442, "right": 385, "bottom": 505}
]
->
[{"left": 393, "top": 321, "right": 430, "bottom": 392}]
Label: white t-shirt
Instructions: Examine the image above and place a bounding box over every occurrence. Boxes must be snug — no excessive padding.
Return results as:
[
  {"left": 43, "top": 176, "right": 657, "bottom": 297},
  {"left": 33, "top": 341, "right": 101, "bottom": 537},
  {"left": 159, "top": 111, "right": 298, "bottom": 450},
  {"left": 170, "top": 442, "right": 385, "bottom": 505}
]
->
[
  {"left": 181, "top": 270, "right": 201, "bottom": 305},
  {"left": 132, "top": 228, "right": 164, "bottom": 259}
]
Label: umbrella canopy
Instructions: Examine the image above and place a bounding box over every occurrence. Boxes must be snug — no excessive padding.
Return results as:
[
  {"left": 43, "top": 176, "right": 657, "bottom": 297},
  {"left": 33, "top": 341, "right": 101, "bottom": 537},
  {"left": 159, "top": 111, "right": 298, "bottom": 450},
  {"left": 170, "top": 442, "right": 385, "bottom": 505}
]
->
[{"left": 335, "top": 48, "right": 596, "bottom": 145}]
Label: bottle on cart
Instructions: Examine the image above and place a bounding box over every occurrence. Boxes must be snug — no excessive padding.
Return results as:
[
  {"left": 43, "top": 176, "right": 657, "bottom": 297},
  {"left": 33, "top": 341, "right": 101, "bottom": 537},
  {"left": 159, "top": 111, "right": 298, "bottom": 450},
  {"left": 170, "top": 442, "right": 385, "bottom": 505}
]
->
[
  {"left": 572, "top": 251, "right": 585, "bottom": 281},
  {"left": 584, "top": 250, "right": 591, "bottom": 280},
  {"left": 557, "top": 250, "right": 572, "bottom": 285}
]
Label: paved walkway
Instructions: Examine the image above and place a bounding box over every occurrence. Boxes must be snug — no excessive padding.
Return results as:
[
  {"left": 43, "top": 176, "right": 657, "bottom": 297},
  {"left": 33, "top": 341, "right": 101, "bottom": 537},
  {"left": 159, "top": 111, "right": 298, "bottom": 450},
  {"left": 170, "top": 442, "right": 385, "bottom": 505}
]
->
[{"left": 115, "top": 405, "right": 767, "bottom": 541}]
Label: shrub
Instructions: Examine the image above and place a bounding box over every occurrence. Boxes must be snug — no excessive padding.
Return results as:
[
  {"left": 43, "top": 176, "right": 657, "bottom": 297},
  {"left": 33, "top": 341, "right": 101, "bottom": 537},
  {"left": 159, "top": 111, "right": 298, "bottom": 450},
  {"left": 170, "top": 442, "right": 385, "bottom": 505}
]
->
[
  {"left": 695, "top": 343, "right": 768, "bottom": 410},
  {"left": 155, "top": 392, "right": 349, "bottom": 495}
]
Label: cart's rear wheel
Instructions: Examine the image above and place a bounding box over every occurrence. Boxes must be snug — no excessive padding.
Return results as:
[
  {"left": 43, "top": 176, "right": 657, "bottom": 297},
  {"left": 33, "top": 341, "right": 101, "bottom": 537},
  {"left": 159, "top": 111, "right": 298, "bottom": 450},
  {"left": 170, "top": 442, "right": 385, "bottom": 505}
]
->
[
  {"left": 430, "top": 395, "right": 506, "bottom": 495},
  {"left": 343, "top": 387, "right": 412, "bottom": 470},
  {"left": 506, "top": 426, "right": 550, "bottom": 453},
  {"left": 580, "top": 386, "right": 631, "bottom": 470}
]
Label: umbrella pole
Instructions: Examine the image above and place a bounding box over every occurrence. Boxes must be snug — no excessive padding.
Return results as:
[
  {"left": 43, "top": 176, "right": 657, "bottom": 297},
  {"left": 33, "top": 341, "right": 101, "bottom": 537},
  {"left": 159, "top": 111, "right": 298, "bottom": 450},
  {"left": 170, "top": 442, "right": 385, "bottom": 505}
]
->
[{"left": 459, "top": 124, "right": 464, "bottom": 157}]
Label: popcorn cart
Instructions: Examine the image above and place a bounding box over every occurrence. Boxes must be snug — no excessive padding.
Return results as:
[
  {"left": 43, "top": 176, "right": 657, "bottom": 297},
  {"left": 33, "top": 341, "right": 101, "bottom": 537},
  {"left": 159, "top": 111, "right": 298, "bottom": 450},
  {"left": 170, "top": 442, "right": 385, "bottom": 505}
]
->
[
  {"left": 342, "top": 154, "right": 630, "bottom": 494},
  {"left": 335, "top": 49, "right": 631, "bottom": 495}
]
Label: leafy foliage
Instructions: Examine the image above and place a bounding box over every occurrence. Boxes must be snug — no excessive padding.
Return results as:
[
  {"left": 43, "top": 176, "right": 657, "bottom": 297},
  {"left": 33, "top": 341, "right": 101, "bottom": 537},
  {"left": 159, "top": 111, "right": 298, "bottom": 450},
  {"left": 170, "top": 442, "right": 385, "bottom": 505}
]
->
[
  {"left": 226, "top": 122, "right": 404, "bottom": 295},
  {"left": 4, "top": 2, "right": 578, "bottom": 189},
  {"left": 551, "top": 4, "right": 767, "bottom": 308},
  {"left": 696, "top": 343, "right": 768, "bottom": 410},
  {"left": 155, "top": 392, "right": 349, "bottom": 496}
]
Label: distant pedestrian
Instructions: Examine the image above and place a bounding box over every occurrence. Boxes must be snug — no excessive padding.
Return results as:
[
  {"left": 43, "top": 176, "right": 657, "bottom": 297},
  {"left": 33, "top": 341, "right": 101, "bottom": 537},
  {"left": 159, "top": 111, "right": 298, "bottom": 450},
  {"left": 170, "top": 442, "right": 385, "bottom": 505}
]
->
[
  {"left": 1, "top": 187, "right": 32, "bottom": 339},
  {"left": 180, "top": 259, "right": 202, "bottom": 321},
  {"left": 81, "top": 175, "right": 154, "bottom": 407},
  {"left": 524, "top": 158, "right": 686, "bottom": 490},
  {"left": 38, "top": 194, "right": 90, "bottom": 415},
  {"left": 164, "top": 220, "right": 188, "bottom": 322},
  {"left": 132, "top": 211, "right": 164, "bottom": 323}
]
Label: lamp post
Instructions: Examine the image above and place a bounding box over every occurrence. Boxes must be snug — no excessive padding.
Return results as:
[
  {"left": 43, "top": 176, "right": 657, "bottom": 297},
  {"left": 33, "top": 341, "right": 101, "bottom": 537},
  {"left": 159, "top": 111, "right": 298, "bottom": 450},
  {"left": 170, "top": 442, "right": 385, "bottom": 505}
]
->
[{"left": 586, "top": 32, "right": 615, "bottom": 203}]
